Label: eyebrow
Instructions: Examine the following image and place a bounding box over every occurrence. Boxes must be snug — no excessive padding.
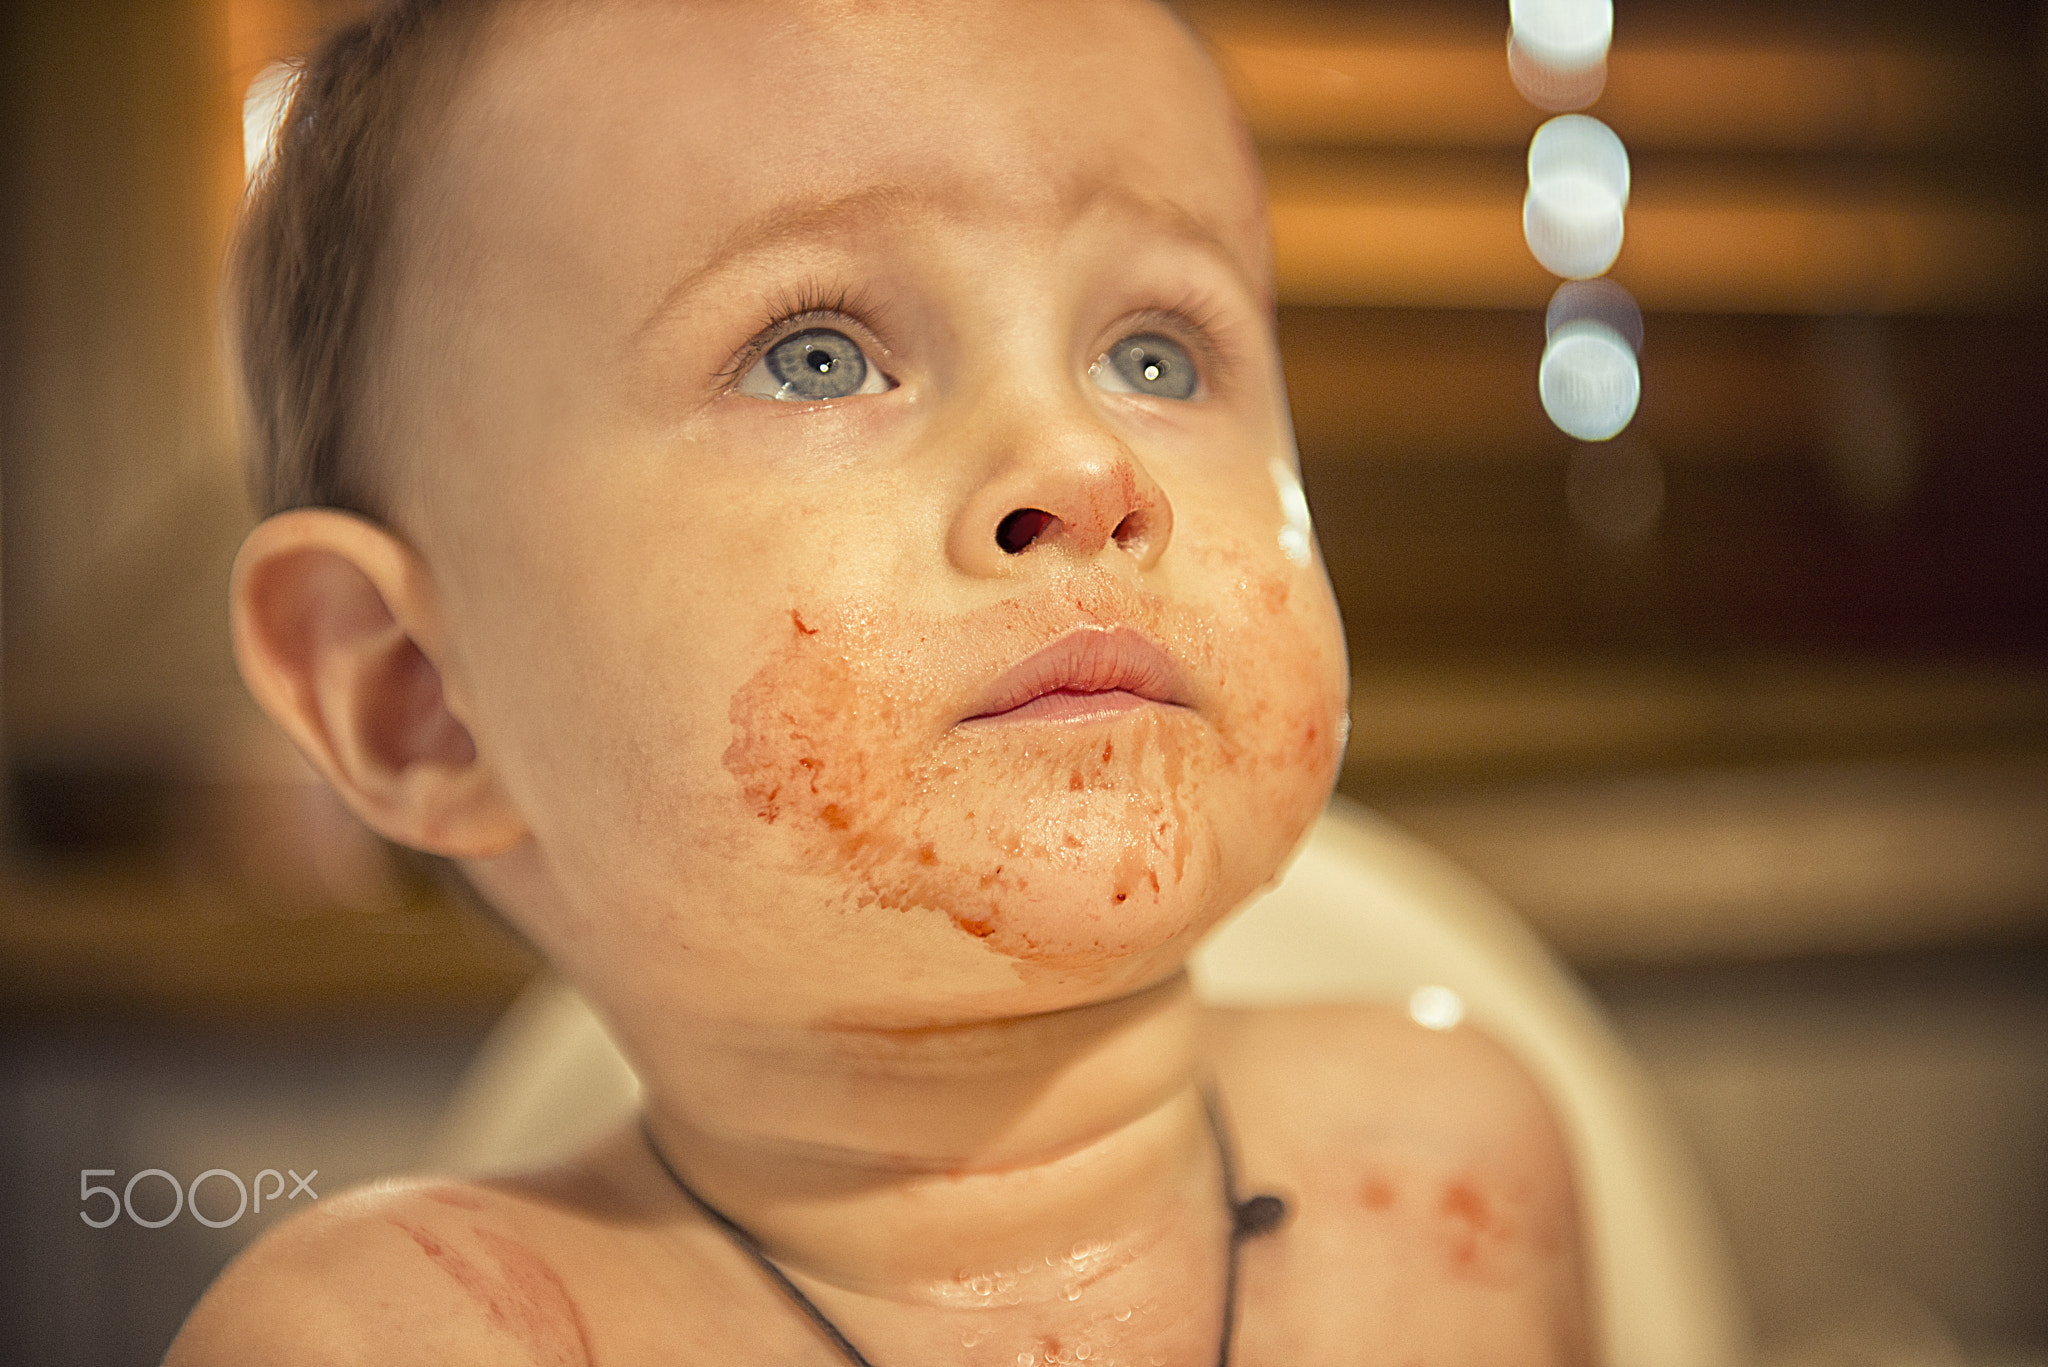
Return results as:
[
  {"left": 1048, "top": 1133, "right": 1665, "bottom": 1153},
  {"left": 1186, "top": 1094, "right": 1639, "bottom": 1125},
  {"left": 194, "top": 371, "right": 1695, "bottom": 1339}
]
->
[
  {"left": 631, "top": 174, "right": 1254, "bottom": 346},
  {"left": 632, "top": 183, "right": 930, "bottom": 345},
  {"left": 1066, "top": 175, "right": 1254, "bottom": 285}
]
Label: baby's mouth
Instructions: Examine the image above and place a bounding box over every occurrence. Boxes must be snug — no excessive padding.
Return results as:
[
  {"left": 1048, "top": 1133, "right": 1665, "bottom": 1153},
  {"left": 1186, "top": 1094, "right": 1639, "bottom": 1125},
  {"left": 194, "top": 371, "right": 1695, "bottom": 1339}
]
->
[{"left": 958, "top": 626, "right": 1192, "bottom": 726}]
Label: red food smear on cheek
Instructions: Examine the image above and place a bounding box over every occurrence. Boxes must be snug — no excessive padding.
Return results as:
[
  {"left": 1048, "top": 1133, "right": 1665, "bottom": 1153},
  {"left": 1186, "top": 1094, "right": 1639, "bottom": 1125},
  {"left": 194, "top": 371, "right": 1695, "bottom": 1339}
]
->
[
  {"left": 719, "top": 566, "right": 1344, "bottom": 969},
  {"left": 389, "top": 1219, "right": 594, "bottom": 1366},
  {"left": 1358, "top": 1176, "right": 1397, "bottom": 1211}
]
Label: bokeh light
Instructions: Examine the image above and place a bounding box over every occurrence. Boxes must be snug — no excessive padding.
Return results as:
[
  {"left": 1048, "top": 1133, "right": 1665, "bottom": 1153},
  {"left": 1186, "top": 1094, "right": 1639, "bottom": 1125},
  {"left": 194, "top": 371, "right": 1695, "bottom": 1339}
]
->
[
  {"left": 1567, "top": 440, "right": 1665, "bottom": 543},
  {"left": 1508, "top": 0, "right": 1613, "bottom": 110},
  {"left": 1524, "top": 114, "right": 1630, "bottom": 279},
  {"left": 1408, "top": 984, "right": 1467, "bottom": 1031},
  {"left": 1547, "top": 277, "right": 1643, "bottom": 352},
  {"left": 1541, "top": 278, "right": 1642, "bottom": 441},
  {"left": 1510, "top": 0, "right": 1613, "bottom": 72},
  {"left": 1541, "top": 321, "right": 1640, "bottom": 441}
]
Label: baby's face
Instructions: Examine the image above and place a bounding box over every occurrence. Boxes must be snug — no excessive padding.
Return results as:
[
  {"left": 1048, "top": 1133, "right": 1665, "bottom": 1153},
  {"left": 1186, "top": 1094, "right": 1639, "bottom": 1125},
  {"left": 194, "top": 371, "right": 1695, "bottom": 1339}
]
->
[{"left": 387, "top": 0, "right": 1349, "bottom": 1028}]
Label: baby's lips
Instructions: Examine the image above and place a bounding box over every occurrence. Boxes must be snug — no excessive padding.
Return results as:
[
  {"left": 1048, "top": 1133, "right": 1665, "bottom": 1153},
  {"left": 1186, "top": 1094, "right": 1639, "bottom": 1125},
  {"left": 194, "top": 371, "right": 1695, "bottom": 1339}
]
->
[{"left": 959, "top": 625, "right": 1192, "bottom": 724}]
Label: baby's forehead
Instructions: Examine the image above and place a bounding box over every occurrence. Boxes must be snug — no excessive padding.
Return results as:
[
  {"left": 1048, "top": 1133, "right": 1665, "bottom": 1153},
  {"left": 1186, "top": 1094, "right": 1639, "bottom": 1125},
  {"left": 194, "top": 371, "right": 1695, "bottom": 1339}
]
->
[
  {"left": 414, "top": 0, "right": 1265, "bottom": 284},
  {"left": 361, "top": 0, "right": 1273, "bottom": 493}
]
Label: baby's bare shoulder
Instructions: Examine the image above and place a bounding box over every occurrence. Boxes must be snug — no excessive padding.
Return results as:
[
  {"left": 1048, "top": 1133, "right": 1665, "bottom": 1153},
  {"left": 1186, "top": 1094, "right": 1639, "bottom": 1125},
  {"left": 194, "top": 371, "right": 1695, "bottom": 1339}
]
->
[
  {"left": 1209, "top": 1003, "right": 1593, "bottom": 1364},
  {"left": 163, "top": 1174, "right": 605, "bottom": 1367},
  {"left": 1209, "top": 1000, "right": 1574, "bottom": 1165}
]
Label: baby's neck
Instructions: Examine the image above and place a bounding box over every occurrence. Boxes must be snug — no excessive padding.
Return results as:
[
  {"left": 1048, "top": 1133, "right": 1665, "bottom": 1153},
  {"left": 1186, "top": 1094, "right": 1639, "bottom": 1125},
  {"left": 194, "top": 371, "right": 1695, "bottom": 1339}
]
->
[{"left": 637, "top": 972, "right": 1217, "bottom": 1299}]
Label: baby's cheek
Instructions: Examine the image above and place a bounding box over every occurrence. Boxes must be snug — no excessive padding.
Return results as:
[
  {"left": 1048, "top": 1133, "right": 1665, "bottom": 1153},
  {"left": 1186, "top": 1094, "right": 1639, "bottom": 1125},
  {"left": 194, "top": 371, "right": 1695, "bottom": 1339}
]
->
[{"left": 1212, "top": 576, "right": 1348, "bottom": 881}]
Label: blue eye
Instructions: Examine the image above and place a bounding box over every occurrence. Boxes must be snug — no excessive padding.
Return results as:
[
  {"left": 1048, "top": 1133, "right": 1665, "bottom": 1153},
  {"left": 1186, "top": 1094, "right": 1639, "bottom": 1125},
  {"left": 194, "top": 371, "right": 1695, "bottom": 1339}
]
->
[
  {"left": 738, "top": 327, "right": 891, "bottom": 401},
  {"left": 1091, "top": 332, "right": 1199, "bottom": 400}
]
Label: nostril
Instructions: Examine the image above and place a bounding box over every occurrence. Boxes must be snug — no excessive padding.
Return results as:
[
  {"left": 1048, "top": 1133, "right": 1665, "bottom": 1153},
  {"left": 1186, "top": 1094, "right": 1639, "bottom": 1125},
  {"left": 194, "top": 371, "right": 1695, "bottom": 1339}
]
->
[
  {"left": 1112, "top": 510, "right": 1149, "bottom": 553},
  {"left": 997, "top": 508, "right": 1059, "bottom": 555}
]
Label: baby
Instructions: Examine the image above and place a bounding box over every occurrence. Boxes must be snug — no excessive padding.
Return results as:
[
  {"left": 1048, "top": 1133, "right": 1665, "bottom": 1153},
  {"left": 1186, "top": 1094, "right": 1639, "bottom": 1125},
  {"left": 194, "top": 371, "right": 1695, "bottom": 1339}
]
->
[{"left": 170, "top": 0, "right": 1590, "bottom": 1363}]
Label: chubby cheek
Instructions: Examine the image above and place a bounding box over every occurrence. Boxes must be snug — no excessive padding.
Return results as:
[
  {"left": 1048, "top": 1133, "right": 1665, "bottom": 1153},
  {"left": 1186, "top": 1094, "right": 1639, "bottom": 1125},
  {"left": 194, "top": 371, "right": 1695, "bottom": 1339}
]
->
[{"left": 720, "top": 566, "right": 1346, "bottom": 972}]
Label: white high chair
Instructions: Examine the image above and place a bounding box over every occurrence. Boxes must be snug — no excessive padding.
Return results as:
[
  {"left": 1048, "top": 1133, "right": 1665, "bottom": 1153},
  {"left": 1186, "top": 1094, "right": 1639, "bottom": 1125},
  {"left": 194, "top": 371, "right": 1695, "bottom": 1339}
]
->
[{"left": 431, "top": 797, "right": 1753, "bottom": 1367}]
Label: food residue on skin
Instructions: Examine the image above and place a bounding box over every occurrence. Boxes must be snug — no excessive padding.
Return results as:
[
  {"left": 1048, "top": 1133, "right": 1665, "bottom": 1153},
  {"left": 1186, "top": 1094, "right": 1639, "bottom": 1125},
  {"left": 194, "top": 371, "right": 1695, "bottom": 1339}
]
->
[
  {"left": 1432, "top": 1175, "right": 1530, "bottom": 1287},
  {"left": 1439, "top": 1181, "right": 1493, "bottom": 1270},
  {"left": 1351, "top": 1158, "right": 1549, "bottom": 1291},
  {"left": 392, "top": 1218, "right": 595, "bottom": 1367},
  {"left": 721, "top": 561, "right": 1345, "bottom": 969},
  {"left": 423, "top": 1186, "right": 488, "bottom": 1210}
]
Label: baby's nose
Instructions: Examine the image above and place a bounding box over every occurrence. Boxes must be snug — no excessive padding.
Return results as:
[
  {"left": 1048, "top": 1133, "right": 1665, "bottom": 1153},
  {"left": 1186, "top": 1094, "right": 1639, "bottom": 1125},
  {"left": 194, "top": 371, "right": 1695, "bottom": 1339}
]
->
[
  {"left": 951, "top": 431, "right": 1173, "bottom": 575},
  {"left": 995, "top": 453, "right": 1165, "bottom": 559}
]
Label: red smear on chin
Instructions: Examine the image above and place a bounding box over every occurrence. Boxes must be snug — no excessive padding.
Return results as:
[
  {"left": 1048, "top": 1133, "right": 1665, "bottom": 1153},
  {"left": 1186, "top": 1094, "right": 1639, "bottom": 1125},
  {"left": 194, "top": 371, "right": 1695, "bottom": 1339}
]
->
[{"left": 720, "top": 566, "right": 1342, "bottom": 968}]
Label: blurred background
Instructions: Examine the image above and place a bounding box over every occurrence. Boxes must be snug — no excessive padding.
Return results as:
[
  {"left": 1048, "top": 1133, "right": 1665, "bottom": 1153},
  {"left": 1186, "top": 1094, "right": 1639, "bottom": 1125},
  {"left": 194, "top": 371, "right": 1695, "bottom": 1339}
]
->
[{"left": 1, "top": 0, "right": 2043, "bottom": 1362}]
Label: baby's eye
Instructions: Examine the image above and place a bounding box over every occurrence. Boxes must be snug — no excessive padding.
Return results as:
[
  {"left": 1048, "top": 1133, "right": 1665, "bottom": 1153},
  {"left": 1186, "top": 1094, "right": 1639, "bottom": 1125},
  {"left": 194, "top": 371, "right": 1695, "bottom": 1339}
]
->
[
  {"left": 737, "top": 328, "right": 892, "bottom": 401},
  {"left": 1090, "top": 333, "right": 1200, "bottom": 401}
]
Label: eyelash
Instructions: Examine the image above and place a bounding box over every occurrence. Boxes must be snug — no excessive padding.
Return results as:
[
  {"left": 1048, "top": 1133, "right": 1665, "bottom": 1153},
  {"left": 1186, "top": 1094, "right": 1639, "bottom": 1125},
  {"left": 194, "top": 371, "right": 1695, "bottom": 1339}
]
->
[
  {"left": 1107, "top": 295, "right": 1236, "bottom": 395},
  {"left": 716, "top": 282, "right": 892, "bottom": 389}
]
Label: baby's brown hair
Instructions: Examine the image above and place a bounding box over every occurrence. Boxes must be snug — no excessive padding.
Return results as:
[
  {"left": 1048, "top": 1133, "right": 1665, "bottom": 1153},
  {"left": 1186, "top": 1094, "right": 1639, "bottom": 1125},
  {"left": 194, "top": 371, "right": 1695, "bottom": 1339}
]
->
[{"left": 229, "top": 0, "right": 500, "bottom": 520}]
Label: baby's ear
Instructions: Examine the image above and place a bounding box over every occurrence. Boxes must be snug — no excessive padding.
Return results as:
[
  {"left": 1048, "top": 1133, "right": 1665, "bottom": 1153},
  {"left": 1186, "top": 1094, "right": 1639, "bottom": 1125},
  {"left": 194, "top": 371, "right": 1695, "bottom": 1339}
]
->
[{"left": 229, "top": 509, "right": 527, "bottom": 859}]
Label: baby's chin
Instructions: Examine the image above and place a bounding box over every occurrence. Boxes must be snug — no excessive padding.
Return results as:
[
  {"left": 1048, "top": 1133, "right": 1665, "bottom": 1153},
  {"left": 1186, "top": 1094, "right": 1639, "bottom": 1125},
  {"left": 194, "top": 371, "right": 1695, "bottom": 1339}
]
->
[
  {"left": 842, "top": 707, "right": 1240, "bottom": 972},
  {"left": 719, "top": 589, "right": 1344, "bottom": 979}
]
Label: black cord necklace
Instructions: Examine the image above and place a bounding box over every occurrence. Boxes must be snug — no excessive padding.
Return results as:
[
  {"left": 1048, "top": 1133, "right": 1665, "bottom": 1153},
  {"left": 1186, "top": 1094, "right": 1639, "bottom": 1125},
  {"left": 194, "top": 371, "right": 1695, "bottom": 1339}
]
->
[{"left": 640, "top": 1089, "right": 1286, "bottom": 1367}]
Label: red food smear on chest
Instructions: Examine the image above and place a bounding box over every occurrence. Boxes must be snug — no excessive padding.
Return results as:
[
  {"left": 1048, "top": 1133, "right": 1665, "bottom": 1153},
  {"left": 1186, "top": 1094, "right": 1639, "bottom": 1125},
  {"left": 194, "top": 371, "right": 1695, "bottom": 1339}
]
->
[{"left": 391, "top": 1218, "right": 595, "bottom": 1366}]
